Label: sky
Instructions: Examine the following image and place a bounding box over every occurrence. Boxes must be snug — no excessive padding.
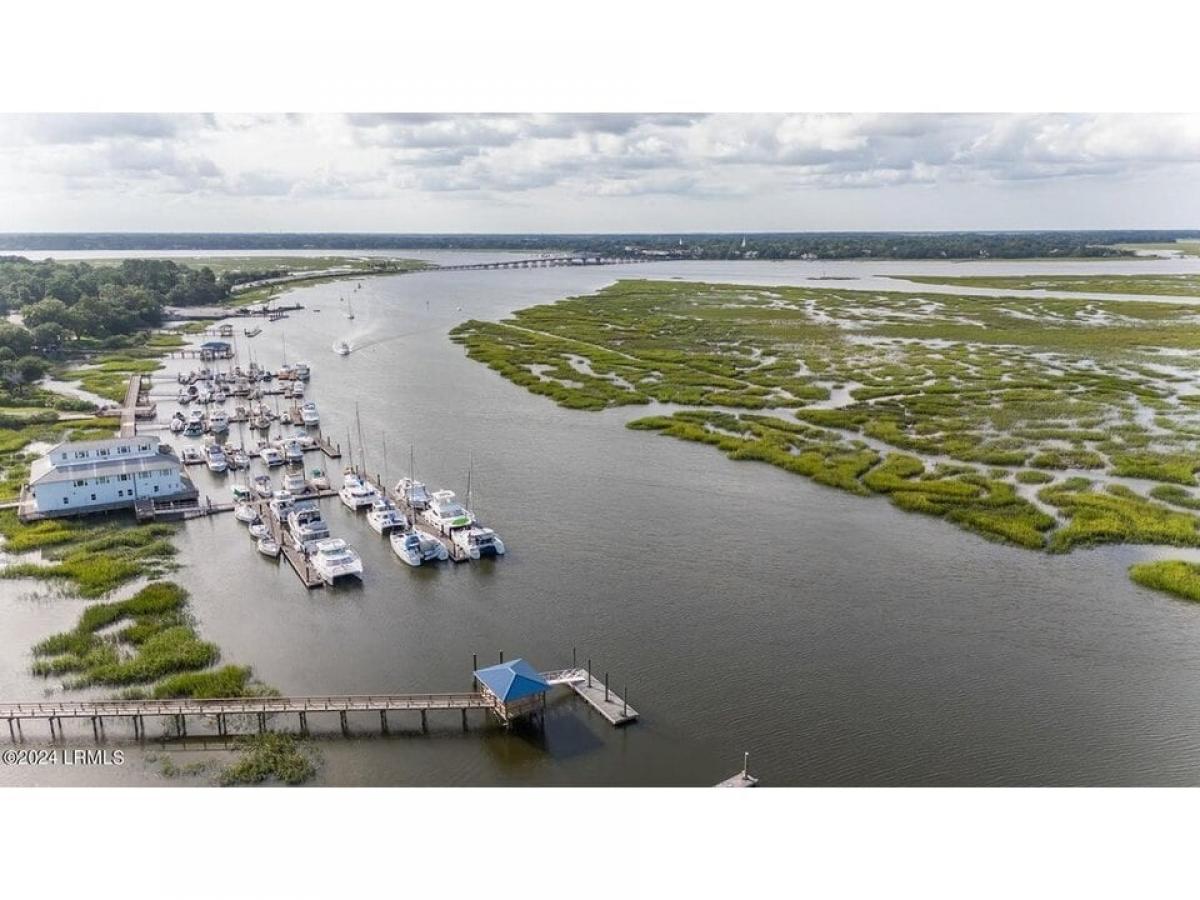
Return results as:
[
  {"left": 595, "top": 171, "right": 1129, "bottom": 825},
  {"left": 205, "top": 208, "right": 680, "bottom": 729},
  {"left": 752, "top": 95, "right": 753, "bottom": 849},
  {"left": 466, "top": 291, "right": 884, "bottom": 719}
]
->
[{"left": 1, "top": 113, "right": 1198, "bottom": 233}]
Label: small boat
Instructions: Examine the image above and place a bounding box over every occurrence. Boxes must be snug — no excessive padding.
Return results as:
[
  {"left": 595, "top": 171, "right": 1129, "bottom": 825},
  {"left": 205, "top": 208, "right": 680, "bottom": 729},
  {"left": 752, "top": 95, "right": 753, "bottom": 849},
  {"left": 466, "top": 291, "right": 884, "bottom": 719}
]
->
[
  {"left": 212, "top": 389, "right": 227, "bottom": 403},
  {"left": 180, "top": 447, "right": 202, "bottom": 465},
  {"left": 345, "top": 298, "right": 355, "bottom": 320},
  {"left": 294, "top": 362, "right": 311, "bottom": 381},
  {"left": 252, "top": 474, "right": 273, "bottom": 497},
  {"left": 453, "top": 525, "right": 506, "bottom": 560},
  {"left": 207, "top": 411, "right": 229, "bottom": 434},
  {"left": 395, "top": 476, "right": 431, "bottom": 511},
  {"left": 282, "top": 472, "right": 307, "bottom": 494},
  {"left": 310, "top": 538, "right": 364, "bottom": 585},
  {"left": 175, "top": 389, "right": 191, "bottom": 405},
  {"left": 256, "top": 536, "right": 280, "bottom": 557},
  {"left": 234, "top": 503, "right": 260, "bottom": 524},
  {"left": 279, "top": 439, "right": 304, "bottom": 465},
  {"left": 204, "top": 443, "right": 228, "bottom": 473},
  {"left": 259, "top": 446, "right": 284, "bottom": 467},
  {"left": 169, "top": 412, "right": 186, "bottom": 433},
  {"left": 366, "top": 498, "right": 408, "bottom": 535},
  {"left": 310, "top": 468, "right": 330, "bottom": 490},
  {"left": 339, "top": 480, "right": 379, "bottom": 510},
  {"left": 390, "top": 530, "right": 448, "bottom": 567},
  {"left": 334, "top": 341, "right": 351, "bottom": 356},
  {"left": 244, "top": 327, "right": 262, "bottom": 338},
  {"left": 231, "top": 485, "right": 254, "bottom": 503},
  {"left": 248, "top": 522, "right": 270, "bottom": 540},
  {"left": 231, "top": 449, "right": 251, "bottom": 469},
  {"left": 268, "top": 491, "right": 295, "bottom": 519},
  {"left": 300, "top": 402, "right": 320, "bottom": 427}
]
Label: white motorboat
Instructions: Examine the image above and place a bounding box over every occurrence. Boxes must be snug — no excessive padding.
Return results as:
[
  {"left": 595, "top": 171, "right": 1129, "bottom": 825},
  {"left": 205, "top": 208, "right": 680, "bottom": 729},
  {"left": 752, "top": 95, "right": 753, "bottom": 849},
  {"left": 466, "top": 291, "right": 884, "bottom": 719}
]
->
[
  {"left": 231, "top": 484, "right": 253, "bottom": 503},
  {"left": 268, "top": 491, "right": 295, "bottom": 519},
  {"left": 310, "top": 538, "right": 364, "bottom": 585},
  {"left": 310, "top": 468, "right": 330, "bottom": 490},
  {"left": 175, "top": 389, "right": 191, "bottom": 405},
  {"left": 339, "top": 480, "right": 379, "bottom": 510},
  {"left": 287, "top": 502, "right": 330, "bottom": 548},
  {"left": 204, "top": 443, "right": 227, "bottom": 473},
  {"left": 390, "top": 530, "right": 448, "bottom": 567},
  {"left": 288, "top": 381, "right": 305, "bottom": 399},
  {"left": 294, "top": 361, "right": 311, "bottom": 381},
  {"left": 256, "top": 536, "right": 281, "bottom": 558},
  {"left": 334, "top": 341, "right": 351, "bottom": 356},
  {"left": 421, "top": 490, "right": 475, "bottom": 531},
  {"left": 184, "top": 409, "right": 205, "bottom": 437},
  {"left": 452, "top": 525, "right": 506, "bottom": 560},
  {"left": 169, "top": 412, "right": 186, "bottom": 433},
  {"left": 259, "top": 446, "right": 284, "bottom": 467},
  {"left": 248, "top": 522, "right": 270, "bottom": 540},
  {"left": 278, "top": 439, "right": 305, "bottom": 465},
  {"left": 207, "top": 411, "right": 229, "bottom": 434},
  {"left": 366, "top": 499, "right": 408, "bottom": 535},
  {"left": 252, "top": 474, "right": 273, "bottom": 497},
  {"left": 234, "top": 503, "right": 259, "bottom": 524},
  {"left": 282, "top": 472, "right": 308, "bottom": 494},
  {"left": 212, "top": 388, "right": 227, "bottom": 403},
  {"left": 231, "top": 449, "right": 251, "bottom": 469},
  {"left": 180, "top": 446, "right": 202, "bottom": 465},
  {"left": 395, "top": 476, "right": 431, "bottom": 511},
  {"left": 300, "top": 402, "right": 320, "bottom": 427}
]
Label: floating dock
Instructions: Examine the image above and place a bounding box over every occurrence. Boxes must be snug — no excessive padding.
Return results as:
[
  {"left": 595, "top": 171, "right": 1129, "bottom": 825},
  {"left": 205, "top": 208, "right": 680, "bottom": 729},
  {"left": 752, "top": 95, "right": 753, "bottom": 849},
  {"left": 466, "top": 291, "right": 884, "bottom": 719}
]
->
[
  {"left": 543, "top": 668, "right": 638, "bottom": 725},
  {"left": 715, "top": 754, "right": 759, "bottom": 787}
]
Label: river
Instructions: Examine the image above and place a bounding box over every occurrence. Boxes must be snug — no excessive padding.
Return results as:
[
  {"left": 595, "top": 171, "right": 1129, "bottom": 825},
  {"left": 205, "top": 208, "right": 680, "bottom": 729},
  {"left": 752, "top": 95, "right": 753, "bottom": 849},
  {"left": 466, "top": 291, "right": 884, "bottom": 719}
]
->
[{"left": 5, "top": 252, "right": 1200, "bottom": 786}]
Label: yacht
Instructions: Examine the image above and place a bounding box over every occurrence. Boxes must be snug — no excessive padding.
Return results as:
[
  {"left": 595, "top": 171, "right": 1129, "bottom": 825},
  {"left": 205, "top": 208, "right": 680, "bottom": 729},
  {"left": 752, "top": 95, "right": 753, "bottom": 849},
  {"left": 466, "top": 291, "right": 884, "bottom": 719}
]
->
[
  {"left": 204, "top": 443, "right": 228, "bottom": 473},
  {"left": 256, "top": 536, "right": 280, "bottom": 557},
  {"left": 421, "top": 490, "right": 475, "bottom": 532},
  {"left": 252, "top": 474, "right": 273, "bottom": 497},
  {"left": 234, "top": 502, "right": 259, "bottom": 524},
  {"left": 366, "top": 498, "right": 408, "bottom": 535},
  {"left": 390, "top": 530, "right": 448, "bottom": 567},
  {"left": 259, "top": 445, "right": 284, "bottom": 467},
  {"left": 279, "top": 439, "right": 305, "bottom": 465},
  {"left": 293, "top": 362, "right": 311, "bottom": 381},
  {"left": 310, "top": 538, "right": 364, "bottom": 585},
  {"left": 288, "top": 381, "right": 305, "bottom": 399},
  {"left": 282, "top": 472, "right": 308, "bottom": 494},
  {"left": 287, "top": 502, "right": 331, "bottom": 548},
  {"left": 300, "top": 402, "right": 320, "bottom": 427},
  {"left": 339, "top": 479, "right": 379, "bottom": 510},
  {"left": 452, "top": 525, "right": 506, "bottom": 560},
  {"left": 334, "top": 341, "right": 351, "bottom": 356},
  {"left": 268, "top": 491, "right": 295, "bottom": 519},
  {"left": 395, "top": 476, "right": 431, "bottom": 511},
  {"left": 231, "top": 448, "right": 251, "bottom": 469}
]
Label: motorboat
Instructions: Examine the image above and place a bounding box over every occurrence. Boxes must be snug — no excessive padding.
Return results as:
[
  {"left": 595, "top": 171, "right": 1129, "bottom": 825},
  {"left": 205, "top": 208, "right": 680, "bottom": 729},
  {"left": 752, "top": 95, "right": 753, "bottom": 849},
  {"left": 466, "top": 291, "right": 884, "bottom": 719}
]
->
[
  {"left": 231, "top": 448, "right": 251, "bottom": 469},
  {"left": 278, "top": 439, "right": 305, "bottom": 465},
  {"left": 175, "top": 389, "right": 191, "bottom": 405},
  {"left": 169, "top": 412, "right": 186, "bottom": 433},
  {"left": 244, "top": 327, "right": 262, "bottom": 338},
  {"left": 452, "top": 525, "right": 506, "bottom": 560},
  {"left": 390, "top": 530, "right": 448, "bottom": 567},
  {"left": 287, "top": 502, "right": 330, "bottom": 548},
  {"left": 288, "top": 381, "right": 305, "bottom": 399},
  {"left": 207, "top": 411, "right": 229, "bottom": 434},
  {"left": 204, "top": 443, "right": 228, "bottom": 473},
  {"left": 180, "top": 446, "right": 202, "bottom": 465},
  {"left": 184, "top": 409, "right": 205, "bottom": 437},
  {"left": 248, "top": 522, "right": 270, "bottom": 540},
  {"left": 395, "top": 476, "right": 431, "bottom": 511},
  {"left": 231, "top": 484, "right": 253, "bottom": 503},
  {"left": 366, "top": 498, "right": 408, "bottom": 535},
  {"left": 282, "top": 472, "right": 308, "bottom": 494},
  {"left": 256, "top": 536, "right": 280, "bottom": 557},
  {"left": 310, "top": 468, "right": 330, "bottom": 490},
  {"left": 259, "top": 446, "right": 284, "bottom": 467},
  {"left": 421, "top": 490, "right": 475, "bottom": 532},
  {"left": 310, "top": 538, "right": 364, "bottom": 585},
  {"left": 212, "top": 388, "right": 227, "bottom": 403},
  {"left": 252, "top": 474, "right": 273, "bottom": 497},
  {"left": 339, "top": 480, "right": 379, "bottom": 510},
  {"left": 334, "top": 341, "right": 351, "bottom": 356},
  {"left": 293, "top": 362, "right": 311, "bottom": 381},
  {"left": 268, "top": 491, "right": 295, "bottom": 519},
  {"left": 234, "top": 503, "right": 260, "bottom": 524},
  {"left": 300, "top": 402, "right": 320, "bottom": 427}
]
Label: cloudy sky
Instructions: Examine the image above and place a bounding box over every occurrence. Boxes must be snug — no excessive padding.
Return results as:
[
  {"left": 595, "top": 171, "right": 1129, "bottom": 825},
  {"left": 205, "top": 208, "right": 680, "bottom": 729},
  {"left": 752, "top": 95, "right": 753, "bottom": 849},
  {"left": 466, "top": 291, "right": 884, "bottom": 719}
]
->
[{"left": 1, "top": 113, "right": 1198, "bottom": 233}]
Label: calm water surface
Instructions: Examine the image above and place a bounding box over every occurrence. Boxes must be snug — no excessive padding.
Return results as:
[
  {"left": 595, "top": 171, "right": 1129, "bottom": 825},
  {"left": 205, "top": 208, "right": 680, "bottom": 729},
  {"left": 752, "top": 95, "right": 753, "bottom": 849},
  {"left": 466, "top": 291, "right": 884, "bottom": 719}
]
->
[{"left": 5, "top": 255, "right": 1200, "bottom": 786}]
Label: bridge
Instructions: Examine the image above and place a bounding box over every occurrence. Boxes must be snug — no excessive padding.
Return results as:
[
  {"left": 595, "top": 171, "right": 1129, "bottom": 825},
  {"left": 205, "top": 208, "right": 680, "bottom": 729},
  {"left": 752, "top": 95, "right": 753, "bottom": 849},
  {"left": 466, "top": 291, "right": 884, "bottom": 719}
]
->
[
  {"left": 417, "top": 255, "right": 666, "bottom": 272},
  {"left": 1, "top": 666, "right": 637, "bottom": 742}
]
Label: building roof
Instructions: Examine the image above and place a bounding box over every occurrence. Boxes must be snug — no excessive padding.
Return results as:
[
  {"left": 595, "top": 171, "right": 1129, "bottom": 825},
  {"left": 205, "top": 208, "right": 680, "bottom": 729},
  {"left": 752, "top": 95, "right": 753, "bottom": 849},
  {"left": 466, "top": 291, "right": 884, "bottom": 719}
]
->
[
  {"left": 29, "top": 452, "right": 181, "bottom": 486},
  {"left": 473, "top": 659, "right": 549, "bottom": 703},
  {"left": 44, "top": 436, "right": 158, "bottom": 455}
]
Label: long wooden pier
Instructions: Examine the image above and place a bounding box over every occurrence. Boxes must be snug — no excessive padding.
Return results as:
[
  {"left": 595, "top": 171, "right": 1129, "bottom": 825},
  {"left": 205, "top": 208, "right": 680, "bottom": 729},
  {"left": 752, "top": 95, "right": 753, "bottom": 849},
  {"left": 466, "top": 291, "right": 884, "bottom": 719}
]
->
[{"left": 2, "top": 666, "right": 637, "bottom": 741}]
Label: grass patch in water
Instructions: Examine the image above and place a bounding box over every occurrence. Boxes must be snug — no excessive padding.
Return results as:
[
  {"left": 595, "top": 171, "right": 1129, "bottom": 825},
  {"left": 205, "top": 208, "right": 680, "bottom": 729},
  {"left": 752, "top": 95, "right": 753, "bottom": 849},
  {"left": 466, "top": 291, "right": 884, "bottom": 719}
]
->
[
  {"left": 1129, "top": 559, "right": 1200, "bottom": 603},
  {"left": 218, "top": 734, "right": 318, "bottom": 786}
]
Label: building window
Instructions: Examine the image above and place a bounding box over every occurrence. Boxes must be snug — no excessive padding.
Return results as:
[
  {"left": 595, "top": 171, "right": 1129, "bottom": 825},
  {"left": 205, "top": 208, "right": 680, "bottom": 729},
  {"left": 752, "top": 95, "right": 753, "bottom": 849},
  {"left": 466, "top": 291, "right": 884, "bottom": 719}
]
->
[
  {"left": 153, "top": 486, "right": 159, "bottom": 493},
  {"left": 74, "top": 479, "right": 87, "bottom": 487},
  {"left": 119, "top": 474, "right": 129, "bottom": 482},
  {"left": 90, "top": 494, "right": 96, "bottom": 501},
  {"left": 62, "top": 497, "right": 69, "bottom": 505},
  {"left": 98, "top": 449, "right": 109, "bottom": 457},
  {"left": 118, "top": 445, "right": 129, "bottom": 455}
]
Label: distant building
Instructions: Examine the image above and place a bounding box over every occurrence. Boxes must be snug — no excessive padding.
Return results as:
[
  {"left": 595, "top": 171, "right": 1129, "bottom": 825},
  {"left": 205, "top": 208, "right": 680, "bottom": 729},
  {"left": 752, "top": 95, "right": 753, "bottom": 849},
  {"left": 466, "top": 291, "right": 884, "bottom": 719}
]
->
[
  {"left": 473, "top": 659, "right": 550, "bottom": 725},
  {"left": 199, "top": 340, "right": 233, "bottom": 359},
  {"left": 21, "top": 437, "right": 194, "bottom": 520}
]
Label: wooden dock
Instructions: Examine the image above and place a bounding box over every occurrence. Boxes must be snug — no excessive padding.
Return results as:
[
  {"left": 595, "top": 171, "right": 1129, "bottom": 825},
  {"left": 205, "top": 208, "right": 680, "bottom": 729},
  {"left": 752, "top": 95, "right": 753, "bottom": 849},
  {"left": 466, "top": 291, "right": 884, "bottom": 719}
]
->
[
  {"left": 715, "top": 754, "right": 759, "bottom": 787},
  {"left": 543, "top": 668, "right": 638, "bottom": 725},
  {"left": 250, "top": 493, "right": 337, "bottom": 588}
]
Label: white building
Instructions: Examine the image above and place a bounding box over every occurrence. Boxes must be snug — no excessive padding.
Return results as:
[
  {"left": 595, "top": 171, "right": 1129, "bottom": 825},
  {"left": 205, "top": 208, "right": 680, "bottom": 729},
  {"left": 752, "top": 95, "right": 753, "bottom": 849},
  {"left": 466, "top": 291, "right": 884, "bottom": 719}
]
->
[{"left": 22, "top": 436, "right": 195, "bottom": 520}]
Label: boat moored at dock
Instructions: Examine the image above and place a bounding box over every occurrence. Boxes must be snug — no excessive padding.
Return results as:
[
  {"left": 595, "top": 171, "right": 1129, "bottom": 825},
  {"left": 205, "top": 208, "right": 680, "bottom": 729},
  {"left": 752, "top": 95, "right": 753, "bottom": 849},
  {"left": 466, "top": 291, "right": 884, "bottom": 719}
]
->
[
  {"left": 366, "top": 498, "right": 408, "bottom": 535},
  {"left": 452, "top": 525, "right": 506, "bottom": 560},
  {"left": 310, "top": 538, "right": 364, "bottom": 585},
  {"left": 390, "top": 530, "right": 449, "bottom": 566}
]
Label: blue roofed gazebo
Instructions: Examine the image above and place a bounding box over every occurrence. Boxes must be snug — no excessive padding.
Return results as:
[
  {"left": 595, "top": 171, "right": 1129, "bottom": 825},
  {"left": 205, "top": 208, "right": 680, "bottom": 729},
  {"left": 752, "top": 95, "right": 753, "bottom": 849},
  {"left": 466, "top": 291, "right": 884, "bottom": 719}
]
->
[{"left": 473, "top": 659, "right": 550, "bottom": 725}]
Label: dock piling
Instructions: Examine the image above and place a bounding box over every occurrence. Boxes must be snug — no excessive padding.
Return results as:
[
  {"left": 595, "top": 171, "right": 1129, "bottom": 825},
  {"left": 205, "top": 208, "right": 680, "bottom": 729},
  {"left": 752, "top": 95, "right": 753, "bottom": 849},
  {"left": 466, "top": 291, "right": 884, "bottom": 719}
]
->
[
  {"left": 587, "top": 660, "right": 592, "bottom": 687},
  {"left": 420, "top": 710, "right": 428, "bottom": 733},
  {"left": 605, "top": 673, "right": 609, "bottom": 703},
  {"left": 380, "top": 710, "right": 389, "bottom": 734},
  {"left": 461, "top": 709, "right": 468, "bottom": 731},
  {"left": 91, "top": 717, "right": 98, "bottom": 741},
  {"left": 299, "top": 712, "right": 308, "bottom": 735},
  {"left": 339, "top": 710, "right": 349, "bottom": 736}
]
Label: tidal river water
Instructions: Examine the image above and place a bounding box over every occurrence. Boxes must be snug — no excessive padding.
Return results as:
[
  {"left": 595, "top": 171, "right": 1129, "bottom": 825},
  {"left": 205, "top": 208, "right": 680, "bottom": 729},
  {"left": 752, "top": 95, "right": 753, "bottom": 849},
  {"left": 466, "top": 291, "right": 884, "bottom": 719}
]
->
[{"left": 6, "top": 252, "right": 1200, "bottom": 786}]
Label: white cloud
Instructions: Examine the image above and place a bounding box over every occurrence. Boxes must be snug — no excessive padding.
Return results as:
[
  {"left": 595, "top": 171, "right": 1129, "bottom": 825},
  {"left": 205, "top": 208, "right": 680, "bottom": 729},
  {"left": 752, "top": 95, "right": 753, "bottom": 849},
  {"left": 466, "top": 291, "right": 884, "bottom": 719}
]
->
[{"left": 0, "top": 113, "right": 1197, "bottom": 230}]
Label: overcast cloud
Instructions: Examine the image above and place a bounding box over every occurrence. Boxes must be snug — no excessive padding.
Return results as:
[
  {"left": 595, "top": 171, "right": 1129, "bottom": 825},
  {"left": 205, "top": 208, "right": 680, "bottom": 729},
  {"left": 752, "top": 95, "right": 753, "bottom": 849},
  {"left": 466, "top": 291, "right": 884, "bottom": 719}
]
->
[{"left": 0, "top": 113, "right": 1197, "bottom": 232}]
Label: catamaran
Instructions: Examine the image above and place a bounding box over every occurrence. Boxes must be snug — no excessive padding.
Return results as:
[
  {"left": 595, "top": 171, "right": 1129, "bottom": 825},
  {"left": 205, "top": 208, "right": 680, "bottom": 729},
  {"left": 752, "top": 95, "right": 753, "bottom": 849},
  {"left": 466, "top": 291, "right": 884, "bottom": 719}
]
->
[
  {"left": 310, "top": 538, "right": 364, "bottom": 585},
  {"left": 390, "top": 530, "right": 448, "bottom": 567},
  {"left": 287, "top": 501, "right": 331, "bottom": 548},
  {"left": 339, "top": 477, "right": 379, "bottom": 510},
  {"left": 366, "top": 498, "right": 408, "bottom": 535},
  {"left": 421, "top": 490, "right": 475, "bottom": 532},
  {"left": 452, "top": 525, "right": 506, "bottom": 560}
]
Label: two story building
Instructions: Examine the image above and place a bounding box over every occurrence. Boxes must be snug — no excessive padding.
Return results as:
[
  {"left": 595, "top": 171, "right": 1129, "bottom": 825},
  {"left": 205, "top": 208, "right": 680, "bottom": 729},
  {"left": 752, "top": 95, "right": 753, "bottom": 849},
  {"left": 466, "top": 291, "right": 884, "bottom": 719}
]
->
[{"left": 21, "top": 436, "right": 196, "bottom": 521}]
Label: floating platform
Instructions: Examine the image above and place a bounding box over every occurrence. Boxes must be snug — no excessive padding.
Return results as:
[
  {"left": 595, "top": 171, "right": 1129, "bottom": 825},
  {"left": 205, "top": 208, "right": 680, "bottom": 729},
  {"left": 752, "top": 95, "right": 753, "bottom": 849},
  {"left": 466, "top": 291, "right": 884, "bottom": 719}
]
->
[{"left": 543, "top": 668, "right": 638, "bottom": 725}]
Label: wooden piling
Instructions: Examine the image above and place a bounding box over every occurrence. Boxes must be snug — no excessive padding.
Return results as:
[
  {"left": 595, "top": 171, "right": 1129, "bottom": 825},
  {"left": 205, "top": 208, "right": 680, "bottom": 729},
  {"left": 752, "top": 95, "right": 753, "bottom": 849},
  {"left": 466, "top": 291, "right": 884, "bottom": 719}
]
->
[
  {"left": 605, "top": 673, "right": 610, "bottom": 702},
  {"left": 339, "top": 710, "right": 348, "bottom": 736},
  {"left": 380, "top": 710, "right": 389, "bottom": 734},
  {"left": 461, "top": 709, "right": 468, "bottom": 731},
  {"left": 299, "top": 711, "right": 308, "bottom": 735},
  {"left": 420, "top": 710, "right": 428, "bottom": 733}
]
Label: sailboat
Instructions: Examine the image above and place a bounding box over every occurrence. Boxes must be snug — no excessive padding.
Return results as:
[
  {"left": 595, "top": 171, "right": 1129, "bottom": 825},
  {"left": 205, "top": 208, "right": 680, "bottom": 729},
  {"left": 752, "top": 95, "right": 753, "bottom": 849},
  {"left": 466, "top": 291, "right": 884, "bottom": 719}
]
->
[{"left": 345, "top": 296, "right": 355, "bottom": 320}]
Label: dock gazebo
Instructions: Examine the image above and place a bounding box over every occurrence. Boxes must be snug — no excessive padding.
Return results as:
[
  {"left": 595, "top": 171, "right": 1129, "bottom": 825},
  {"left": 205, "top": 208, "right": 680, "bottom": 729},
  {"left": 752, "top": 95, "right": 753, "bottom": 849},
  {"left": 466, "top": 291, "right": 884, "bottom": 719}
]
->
[{"left": 472, "top": 659, "right": 550, "bottom": 726}]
